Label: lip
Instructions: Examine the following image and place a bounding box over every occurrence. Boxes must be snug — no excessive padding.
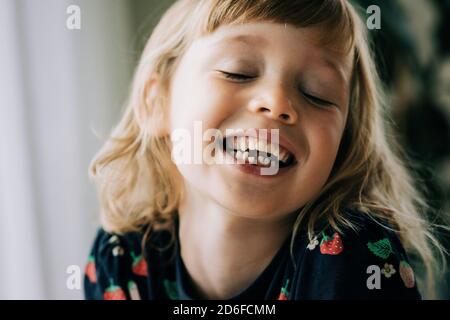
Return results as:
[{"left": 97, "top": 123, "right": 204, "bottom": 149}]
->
[{"left": 223, "top": 128, "right": 299, "bottom": 161}]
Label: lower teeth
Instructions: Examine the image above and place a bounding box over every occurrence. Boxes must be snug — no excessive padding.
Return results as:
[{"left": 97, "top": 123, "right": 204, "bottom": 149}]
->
[
  {"left": 231, "top": 150, "right": 274, "bottom": 167},
  {"left": 222, "top": 137, "right": 294, "bottom": 168}
]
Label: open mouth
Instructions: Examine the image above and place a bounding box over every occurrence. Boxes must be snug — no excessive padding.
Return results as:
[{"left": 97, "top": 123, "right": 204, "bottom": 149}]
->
[{"left": 222, "top": 135, "right": 297, "bottom": 169}]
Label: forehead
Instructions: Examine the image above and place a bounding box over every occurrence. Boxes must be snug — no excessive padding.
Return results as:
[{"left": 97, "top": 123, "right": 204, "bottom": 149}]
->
[{"left": 193, "top": 22, "right": 354, "bottom": 83}]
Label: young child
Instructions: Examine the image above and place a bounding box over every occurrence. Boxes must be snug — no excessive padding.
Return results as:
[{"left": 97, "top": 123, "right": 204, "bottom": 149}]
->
[{"left": 84, "top": 0, "right": 445, "bottom": 300}]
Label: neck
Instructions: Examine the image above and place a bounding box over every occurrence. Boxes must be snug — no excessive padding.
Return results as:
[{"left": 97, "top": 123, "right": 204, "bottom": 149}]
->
[{"left": 178, "top": 183, "right": 295, "bottom": 299}]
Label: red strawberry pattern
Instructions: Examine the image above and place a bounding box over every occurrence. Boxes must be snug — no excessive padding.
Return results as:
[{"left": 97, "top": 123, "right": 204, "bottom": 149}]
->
[
  {"left": 399, "top": 261, "right": 415, "bottom": 288},
  {"left": 128, "top": 281, "right": 141, "bottom": 300},
  {"left": 131, "top": 252, "right": 148, "bottom": 277},
  {"left": 277, "top": 279, "right": 290, "bottom": 300},
  {"left": 85, "top": 255, "right": 97, "bottom": 283},
  {"left": 320, "top": 232, "right": 344, "bottom": 255},
  {"left": 103, "top": 279, "right": 126, "bottom": 300}
]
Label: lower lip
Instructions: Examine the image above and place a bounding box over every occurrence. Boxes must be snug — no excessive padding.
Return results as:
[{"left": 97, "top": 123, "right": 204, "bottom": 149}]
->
[{"left": 221, "top": 149, "right": 296, "bottom": 179}]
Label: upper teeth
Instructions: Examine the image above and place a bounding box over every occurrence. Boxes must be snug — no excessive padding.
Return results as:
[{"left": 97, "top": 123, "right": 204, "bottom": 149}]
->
[{"left": 228, "top": 136, "right": 291, "bottom": 162}]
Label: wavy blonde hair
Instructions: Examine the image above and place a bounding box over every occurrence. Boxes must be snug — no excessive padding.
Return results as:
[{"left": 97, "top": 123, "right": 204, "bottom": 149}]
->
[{"left": 90, "top": 0, "right": 447, "bottom": 298}]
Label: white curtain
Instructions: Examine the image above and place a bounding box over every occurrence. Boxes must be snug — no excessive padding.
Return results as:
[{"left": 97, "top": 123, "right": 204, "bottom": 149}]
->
[{"left": 0, "top": 0, "right": 133, "bottom": 299}]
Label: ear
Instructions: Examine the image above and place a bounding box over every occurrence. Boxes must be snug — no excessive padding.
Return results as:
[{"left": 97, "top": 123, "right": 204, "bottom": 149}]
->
[{"left": 143, "top": 74, "right": 170, "bottom": 137}]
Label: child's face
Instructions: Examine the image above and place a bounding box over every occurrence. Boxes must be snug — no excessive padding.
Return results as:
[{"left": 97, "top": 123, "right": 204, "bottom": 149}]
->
[{"left": 168, "top": 22, "right": 354, "bottom": 221}]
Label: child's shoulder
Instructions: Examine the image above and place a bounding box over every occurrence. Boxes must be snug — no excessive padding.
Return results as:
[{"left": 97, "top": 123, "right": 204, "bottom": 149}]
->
[
  {"left": 84, "top": 224, "right": 174, "bottom": 300},
  {"left": 89, "top": 224, "right": 172, "bottom": 256},
  {"left": 291, "top": 208, "right": 422, "bottom": 299},
  {"left": 89, "top": 227, "right": 143, "bottom": 256}
]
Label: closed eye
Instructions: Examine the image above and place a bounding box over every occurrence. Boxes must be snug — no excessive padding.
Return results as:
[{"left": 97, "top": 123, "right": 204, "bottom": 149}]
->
[
  {"left": 302, "top": 92, "right": 335, "bottom": 108},
  {"left": 218, "top": 71, "right": 336, "bottom": 107},
  {"left": 218, "top": 71, "right": 255, "bottom": 81}
]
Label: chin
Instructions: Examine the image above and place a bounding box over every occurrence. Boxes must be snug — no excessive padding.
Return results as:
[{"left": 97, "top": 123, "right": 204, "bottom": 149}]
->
[{"left": 218, "top": 198, "right": 293, "bottom": 220}]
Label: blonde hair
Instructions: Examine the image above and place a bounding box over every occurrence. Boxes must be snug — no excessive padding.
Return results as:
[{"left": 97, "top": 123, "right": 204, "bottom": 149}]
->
[{"left": 89, "top": 0, "right": 447, "bottom": 298}]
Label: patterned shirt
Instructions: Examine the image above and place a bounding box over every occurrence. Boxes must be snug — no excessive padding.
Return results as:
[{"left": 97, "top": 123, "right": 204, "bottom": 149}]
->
[{"left": 84, "top": 210, "right": 421, "bottom": 300}]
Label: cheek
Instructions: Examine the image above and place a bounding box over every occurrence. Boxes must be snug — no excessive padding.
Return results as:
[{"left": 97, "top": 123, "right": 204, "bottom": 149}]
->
[
  {"left": 168, "top": 76, "right": 236, "bottom": 181},
  {"left": 304, "top": 114, "right": 346, "bottom": 175},
  {"left": 290, "top": 118, "right": 345, "bottom": 204},
  {"left": 169, "top": 74, "right": 232, "bottom": 133}
]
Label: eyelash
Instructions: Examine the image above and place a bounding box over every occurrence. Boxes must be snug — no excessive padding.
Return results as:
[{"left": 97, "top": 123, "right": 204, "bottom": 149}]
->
[
  {"left": 220, "top": 71, "right": 255, "bottom": 81},
  {"left": 302, "top": 92, "right": 334, "bottom": 108},
  {"left": 219, "top": 71, "right": 335, "bottom": 108}
]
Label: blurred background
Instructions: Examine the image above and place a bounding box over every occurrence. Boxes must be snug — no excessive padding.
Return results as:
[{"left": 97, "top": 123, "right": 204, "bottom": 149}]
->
[{"left": 0, "top": 0, "right": 449, "bottom": 299}]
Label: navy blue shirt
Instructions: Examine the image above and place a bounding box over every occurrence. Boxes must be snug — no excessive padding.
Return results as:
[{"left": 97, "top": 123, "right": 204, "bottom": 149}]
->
[{"left": 84, "top": 210, "right": 421, "bottom": 300}]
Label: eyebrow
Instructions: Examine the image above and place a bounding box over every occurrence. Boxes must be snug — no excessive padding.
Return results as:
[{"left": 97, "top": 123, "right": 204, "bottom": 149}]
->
[{"left": 213, "top": 34, "right": 268, "bottom": 47}]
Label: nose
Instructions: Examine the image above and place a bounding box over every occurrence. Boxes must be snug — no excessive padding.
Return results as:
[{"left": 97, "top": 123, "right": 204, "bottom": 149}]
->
[{"left": 247, "top": 84, "right": 298, "bottom": 125}]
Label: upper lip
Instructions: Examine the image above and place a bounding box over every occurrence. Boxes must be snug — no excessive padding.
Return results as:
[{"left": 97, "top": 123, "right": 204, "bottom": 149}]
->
[{"left": 224, "top": 128, "right": 299, "bottom": 160}]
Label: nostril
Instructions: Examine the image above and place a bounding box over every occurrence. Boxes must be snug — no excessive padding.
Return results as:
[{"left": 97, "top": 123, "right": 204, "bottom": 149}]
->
[{"left": 255, "top": 106, "right": 293, "bottom": 123}]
